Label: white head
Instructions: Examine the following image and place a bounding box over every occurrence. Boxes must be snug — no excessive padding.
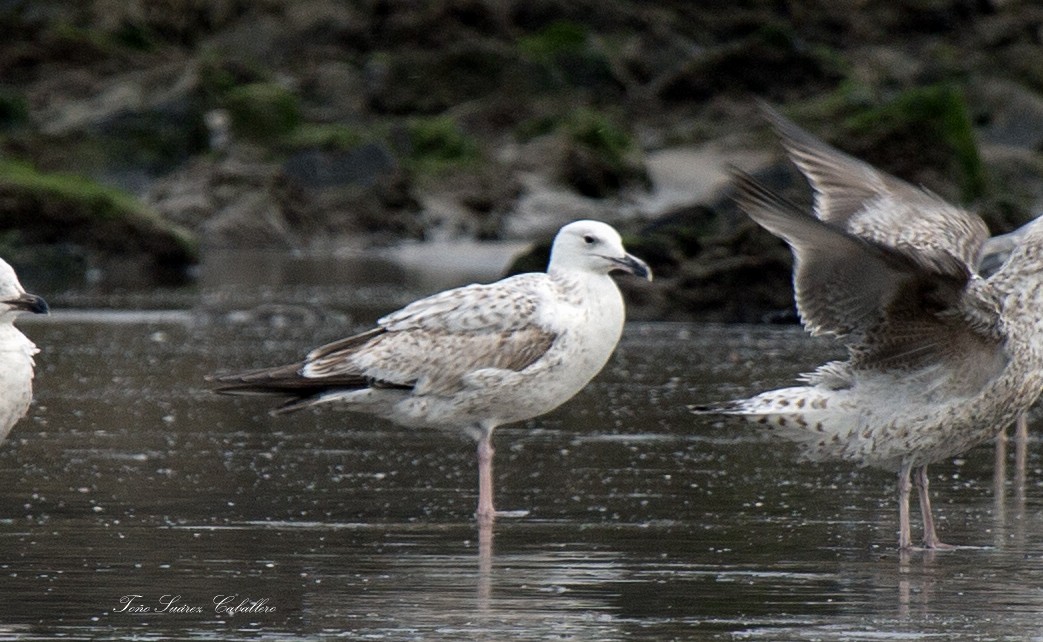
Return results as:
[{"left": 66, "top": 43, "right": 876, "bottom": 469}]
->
[
  {"left": 0, "top": 259, "right": 48, "bottom": 320},
  {"left": 547, "top": 220, "right": 652, "bottom": 280}
]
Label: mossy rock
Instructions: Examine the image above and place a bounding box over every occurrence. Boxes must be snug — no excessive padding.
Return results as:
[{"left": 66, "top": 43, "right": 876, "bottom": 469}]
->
[
  {"left": 561, "top": 109, "right": 648, "bottom": 197},
  {"left": 93, "top": 100, "right": 210, "bottom": 174},
  {"left": 516, "top": 20, "right": 624, "bottom": 95},
  {"left": 566, "top": 109, "right": 632, "bottom": 168},
  {"left": 369, "top": 41, "right": 514, "bottom": 115},
  {"left": 406, "top": 116, "right": 481, "bottom": 174},
  {"left": 223, "top": 82, "right": 302, "bottom": 140},
  {"left": 0, "top": 160, "right": 198, "bottom": 283},
  {"left": 842, "top": 84, "right": 985, "bottom": 202},
  {"left": 282, "top": 123, "right": 365, "bottom": 151},
  {"left": 656, "top": 24, "right": 845, "bottom": 102}
]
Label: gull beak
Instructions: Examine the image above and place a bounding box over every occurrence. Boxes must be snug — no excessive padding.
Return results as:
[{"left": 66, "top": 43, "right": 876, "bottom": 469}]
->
[
  {"left": 5, "top": 292, "right": 49, "bottom": 315},
  {"left": 609, "top": 253, "right": 652, "bottom": 281}
]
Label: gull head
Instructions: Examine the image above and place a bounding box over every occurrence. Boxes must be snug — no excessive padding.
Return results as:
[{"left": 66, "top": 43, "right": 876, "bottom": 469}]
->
[
  {"left": 0, "top": 259, "right": 48, "bottom": 318},
  {"left": 548, "top": 220, "right": 652, "bottom": 281}
]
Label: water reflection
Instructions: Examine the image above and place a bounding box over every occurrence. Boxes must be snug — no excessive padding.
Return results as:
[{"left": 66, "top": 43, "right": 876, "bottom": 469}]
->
[{"left": 0, "top": 277, "right": 1040, "bottom": 639}]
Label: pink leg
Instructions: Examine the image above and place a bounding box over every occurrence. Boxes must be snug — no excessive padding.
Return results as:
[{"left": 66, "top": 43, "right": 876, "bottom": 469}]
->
[
  {"left": 898, "top": 463, "right": 912, "bottom": 550},
  {"left": 1015, "top": 414, "right": 1028, "bottom": 505},
  {"left": 1015, "top": 414, "right": 1029, "bottom": 444},
  {"left": 915, "top": 465, "right": 954, "bottom": 549},
  {"left": 476, "top": 431, "right": 496, "bottom": 525},
  {"left": 994, "top": 423, "right": 1008, "bottom": 505}
]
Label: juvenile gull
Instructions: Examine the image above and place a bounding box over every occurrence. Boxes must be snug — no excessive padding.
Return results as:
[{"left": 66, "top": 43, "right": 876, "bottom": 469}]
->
[
  {"left": 978, "top": 223, "right": 1035, "bottom": 446},
  {"left": 695, "top": 108, "right": 1043, "bottom": 550},
  {"left": 0, "top": 259, "right": 48, "bottom": 443},
  {"left": 214, "top": 220, "right": 651, "bottom": 523}
]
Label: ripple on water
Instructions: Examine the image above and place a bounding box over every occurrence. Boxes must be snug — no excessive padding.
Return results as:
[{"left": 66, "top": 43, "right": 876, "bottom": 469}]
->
[{"left": 0, "top": 316, "right": 1040, "bottom": 640}]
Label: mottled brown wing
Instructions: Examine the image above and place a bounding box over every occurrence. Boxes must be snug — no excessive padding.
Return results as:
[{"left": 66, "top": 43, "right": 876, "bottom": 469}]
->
[
  {"left": 761, "top": 103, "right": 989, "bottom": 271},
  {"left": 302, "top": 275, "right": 559, "bottom": 394},
  {"left": 850, "top": 295, "right": 1007, "bottom": 392},
  {"left": 321, "top": 325, "right": 557, "bottom": 395},
  {"left": 216, "top": 275, "right": 560, "bottom": 400},
  {"left": 732, "top": 170, "right": 1003, "bottom": 378}
]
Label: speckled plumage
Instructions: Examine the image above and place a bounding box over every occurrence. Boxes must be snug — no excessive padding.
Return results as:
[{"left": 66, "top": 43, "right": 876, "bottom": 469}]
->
[
  {"left": 0, "top": 259, "right": 48, "bottom": 443},
  {"left": 214, "top": 220, "right": 651, "bottom": 523},
  {"left": 703, "top": 108, "right": 1043, "bottom": 549}
]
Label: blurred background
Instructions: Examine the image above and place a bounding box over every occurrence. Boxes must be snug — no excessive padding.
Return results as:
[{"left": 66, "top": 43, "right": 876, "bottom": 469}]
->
[{"left": 2, "top": 0, "right": 1043, "bottom": 320}]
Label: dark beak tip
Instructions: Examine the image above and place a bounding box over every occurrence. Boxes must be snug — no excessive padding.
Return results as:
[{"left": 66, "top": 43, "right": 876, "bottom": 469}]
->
[
  {"left": 8, "top": 293, "right": 48, "bottom": 315},
  {"left": 624, "top": 255, "right": 652, "bottom": 282}
]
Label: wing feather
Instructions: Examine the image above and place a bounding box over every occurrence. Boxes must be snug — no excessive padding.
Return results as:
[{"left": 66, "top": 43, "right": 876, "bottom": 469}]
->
[
  {"left": 731, "top": 169, "right": 1004, "bottom": 380},
  {"left": 303, "top": 276, "right": 558, "bottom": 394},
  {"left": 214, "top": 274, "right": 560, "bottom": 401},
  {"left": 761, "top": 103, "right": 989, "bottom": 271}
]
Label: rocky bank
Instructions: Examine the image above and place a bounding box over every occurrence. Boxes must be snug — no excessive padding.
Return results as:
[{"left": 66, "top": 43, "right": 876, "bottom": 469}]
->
[{"left": 3, "top": 1, "right": 1043, "bottom": 319}]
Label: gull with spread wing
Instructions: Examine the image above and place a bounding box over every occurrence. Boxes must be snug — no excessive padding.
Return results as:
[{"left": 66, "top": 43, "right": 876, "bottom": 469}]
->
[
  {"left": 214, "top": 220, "right": 650, "bottom": 524},
  {"left": 695, "top": 107, "right": 1043, "bottom": 550}
]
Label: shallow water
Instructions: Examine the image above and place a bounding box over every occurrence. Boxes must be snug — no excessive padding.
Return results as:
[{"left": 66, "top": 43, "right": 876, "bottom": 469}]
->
[{"left": 2, "top": 251, "right": 1042, "bottom": 640}]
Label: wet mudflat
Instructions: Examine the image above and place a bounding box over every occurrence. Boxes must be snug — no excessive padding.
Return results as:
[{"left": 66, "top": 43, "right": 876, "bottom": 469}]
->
[{"left": 1, "top": 251, "right": 1042, "bottom": 640}]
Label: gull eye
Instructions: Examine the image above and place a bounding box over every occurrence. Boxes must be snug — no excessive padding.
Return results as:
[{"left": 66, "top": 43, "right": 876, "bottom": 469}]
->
[{"left": 583, "top": 235, "right": 597, "bottom": 245}]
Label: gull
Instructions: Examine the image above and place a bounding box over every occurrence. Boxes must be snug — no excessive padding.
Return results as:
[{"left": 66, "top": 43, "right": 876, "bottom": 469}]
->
[
  {"left": 213, "top": 220, "right": 651, "bottom": 524},
  {"left": 695, "top": 107, "right": 1043, "bottom": 550},
  {"left": 0, "top": 258, "right": 48, "bottom": 443},
  {"left": 979, "top": 224, "right": 1035, "bottom": 446}
]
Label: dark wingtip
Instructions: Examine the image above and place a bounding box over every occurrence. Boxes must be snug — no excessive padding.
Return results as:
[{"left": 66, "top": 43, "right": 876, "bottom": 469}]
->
[
  {"left": 688, "top": 401, "right": 742, "bottom": 414},
  {"left": 728, "top": 167, "right": 807, "bottom": 222},
  {"left": 688, "top": 403, "right": 717, "bottom": 414}
]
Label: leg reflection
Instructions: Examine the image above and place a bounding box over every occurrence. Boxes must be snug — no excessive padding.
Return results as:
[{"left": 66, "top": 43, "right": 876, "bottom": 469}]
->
[
  {"left": 993, "top": 425, "right": 1007, "bottom": 547},
  {"left": 994, "top": 415, "right": 1029, "bottom": 549},
  {"left": 897, "top": 547, "right": 938, "bottom": 617},
  {"left": 1014, "top": 414, "right": 1029, "bottom": 549},
  {"left": 1014, "top": 414, "right": 1028, "bottom": 508},
  {"left": 477, "top": 520, "right": 493, "bottom": 611}
]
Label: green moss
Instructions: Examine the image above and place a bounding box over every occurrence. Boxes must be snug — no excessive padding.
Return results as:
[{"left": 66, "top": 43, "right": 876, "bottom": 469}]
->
[
  {"left": 222, "top": 82, "right": 302, "bottom": 140},
  {"left": 0, "top": 160, "right": 198, "bottom": 260},
  {"left": 846, "top": 84, "right": 985, "bottom": 201},
  {"left": 110, "top": 21, "right": 156, "bottom": 52},
  {"left": 514, "top": 114, "right": 560, "bottom": 142},
  {"left": 199, "top": 57, "right": 241, "bottom": 103},
  {"left": 47, "top": 22, "right": 118, "bottom": 57},
  {"left": 516, "top": 21, "right": 618, "bottom": 94},
  {"left": 1, "top": 160, "right": 145, "bottom": 221},
  {"left": 518, "top": 21, "right": 589, "bottom": 59},
  {"left": 566, "top": 109, "right": 633, "bottom": 168},
  {"left": 406, "top": 117, "right": 480, "bottom": 174},
  {"left": 282, "top": 123, "right": 364, "bottom": 150}
]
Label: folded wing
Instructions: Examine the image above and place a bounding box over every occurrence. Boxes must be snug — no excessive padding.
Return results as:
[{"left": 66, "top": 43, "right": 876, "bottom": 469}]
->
[{"left": 214, "top": 276, "right": 559, "bottom": 402}]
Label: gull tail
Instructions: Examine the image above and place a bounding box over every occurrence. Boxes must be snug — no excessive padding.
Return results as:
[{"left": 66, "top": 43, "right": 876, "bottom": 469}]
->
[
  {"left": 688, "top": 400, "right": 745, "bottom": 414},
  {"left": 209, "top": 363, "right": 372, "bottom": 415}
]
